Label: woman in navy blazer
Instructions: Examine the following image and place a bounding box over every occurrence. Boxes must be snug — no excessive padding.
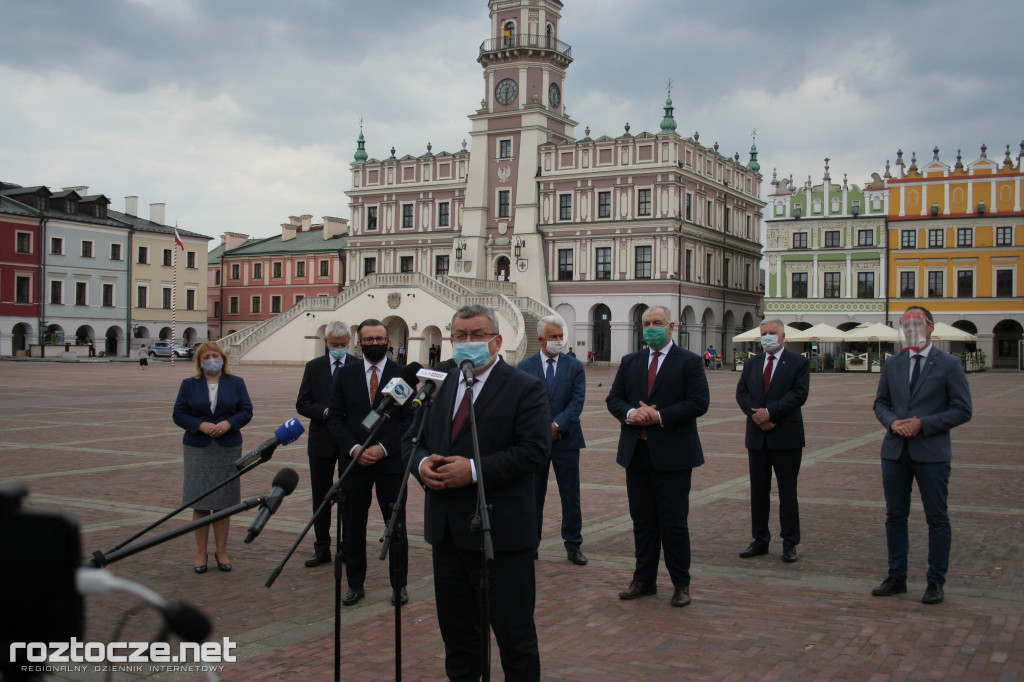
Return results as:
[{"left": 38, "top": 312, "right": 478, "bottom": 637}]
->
[{"left": 173, "top": 341, "right": 253, "bottom": 574}]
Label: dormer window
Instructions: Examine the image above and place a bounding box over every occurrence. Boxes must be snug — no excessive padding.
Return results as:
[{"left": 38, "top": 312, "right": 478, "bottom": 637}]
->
[{"left": 66, "top": 199, "right": 78, "bottom": 215}]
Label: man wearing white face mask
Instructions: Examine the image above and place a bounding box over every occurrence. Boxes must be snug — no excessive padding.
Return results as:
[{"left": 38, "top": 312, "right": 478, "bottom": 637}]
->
[
  {"left": 518, "top": 315, "right": 588, "bottom": 565},
  {"left": 735, "top": 319, "right": 810, "bottom": 563}
]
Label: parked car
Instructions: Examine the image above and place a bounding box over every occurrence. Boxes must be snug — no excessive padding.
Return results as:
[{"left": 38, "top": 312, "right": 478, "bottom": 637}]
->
[{"left": 148, "top": 341, "right": 192, "bottom": 359}]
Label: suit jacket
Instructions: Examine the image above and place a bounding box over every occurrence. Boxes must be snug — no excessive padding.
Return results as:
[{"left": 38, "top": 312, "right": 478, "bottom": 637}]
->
[
  {"left": 517, "top": 351, "right": 586, "bottom": 452},
  {"left": 173, "top": 374, "right": 253, "bottom": 447},
  {"left": 326, "top": 358, "right": 413, "bottom": 475},
  {"left": 735, "top": 349, "right": 810, "bottom": 450},
  {"left": 405, "top": 358, "right": 550, "bottom": 552},
  {"left": 873, "top": 347, "right": 972, "bottom": 462},
  {"left": 605, "top": 343, "right": 709, "bottom": 471},
  {"left": 296, "top": 353, "right": 360, "bottom": 459}
]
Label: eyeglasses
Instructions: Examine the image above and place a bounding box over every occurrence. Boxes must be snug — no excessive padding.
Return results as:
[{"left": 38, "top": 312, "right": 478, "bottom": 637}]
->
[
  {"left": 360, "top": 337, "right": 388, "bottom": 344},
  {"left": 451, "top": 332, "right": 498, "bottom": 343}
]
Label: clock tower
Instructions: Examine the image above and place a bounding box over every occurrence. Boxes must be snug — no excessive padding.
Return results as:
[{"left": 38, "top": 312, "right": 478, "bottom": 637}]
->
[{"left": 458, "top": 0, "right": 576, "bottom": 299}]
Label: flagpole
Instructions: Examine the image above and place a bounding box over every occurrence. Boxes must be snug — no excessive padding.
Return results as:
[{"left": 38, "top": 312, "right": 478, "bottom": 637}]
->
[{"left": 171, "top": 224, "right": 178, "bottom": 367}]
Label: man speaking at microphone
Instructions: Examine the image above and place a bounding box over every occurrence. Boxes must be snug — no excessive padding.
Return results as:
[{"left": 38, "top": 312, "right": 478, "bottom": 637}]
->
[
  {"left": 327, "top": 319, "right": 413, "bottom": 606},
  {"left": 405, "top": 304, "right": 550, "bottom": 681}
]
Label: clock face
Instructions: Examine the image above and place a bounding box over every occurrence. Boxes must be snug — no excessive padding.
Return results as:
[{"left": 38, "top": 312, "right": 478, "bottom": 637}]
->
[
  {"left": 495, "top": 78, "right": 518, "bottom": 106},
  {"left": 548, "top": 83, "right": 561, "bottom": 108}
]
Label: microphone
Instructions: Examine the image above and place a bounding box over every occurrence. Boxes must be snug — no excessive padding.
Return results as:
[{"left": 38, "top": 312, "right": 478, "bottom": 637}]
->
[
  {"left": 233, "top": 418, "right": 306, "bottom": 470},
  {"left": 359, "top": 363, "right": 422, "bottom": 432},
  {"left": 460, "top": 359, "right": 476, "bottom": 386},
  {"left": 411, "top": 367, "right": 447, "bottom": 408},
  {"left": 244, "top": 468, "right": 300, "bottom": 543}
]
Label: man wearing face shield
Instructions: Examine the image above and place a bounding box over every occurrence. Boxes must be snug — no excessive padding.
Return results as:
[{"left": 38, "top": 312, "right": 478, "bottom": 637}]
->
[
  {"left": 735, "top": 319, "right": 810, "bottom": 563},
  {"left": 872, "top": 305, "right": 972, "bottom": 605}
]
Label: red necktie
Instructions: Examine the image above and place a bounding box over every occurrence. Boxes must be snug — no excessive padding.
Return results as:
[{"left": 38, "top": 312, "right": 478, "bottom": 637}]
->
[
  {"left": 369, "top": 365, "right": 379, "bottom": 404},
  {"left": 647, "top": 351, "right": 661, "bottom": 397},
  {"left": 451, "top": 389, "right": 469, "bottom": 442},
  {"left": 763, "top": 354, "right": 774, "bottom": 395}
]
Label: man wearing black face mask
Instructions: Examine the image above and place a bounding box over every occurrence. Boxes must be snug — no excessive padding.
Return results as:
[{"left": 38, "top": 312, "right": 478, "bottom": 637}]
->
[{"left": 326, "top": 319, "right": 413, "bottom": 606}]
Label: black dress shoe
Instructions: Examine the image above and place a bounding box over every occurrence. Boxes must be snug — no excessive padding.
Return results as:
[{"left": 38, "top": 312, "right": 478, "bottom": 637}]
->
[
  {"left": 342, "top": 587, "right": 365, "bottom": 606},
  {"left": 782, "top": 547, "right": 798, "bottom": 563},
  {"left": 871, "top": 576, "right": 907, "bottom": 597},
  {"left": 618, "top": 581, "right": 657, "bottom": 600},
  {"left": 391, "top": 587, "right": 409, "bottom": 606},
  {"left": 304, "top": 553, "right": 332, "bottom": 568},
  {"left": 670, "top": 586, "right": 691, "bottom": 607},
  {"left": 739, "top": 541, "right": 769, "bottom": 558},
  {"left": 567, "top": 548, "right": 588, "bottom": 566},
  {"left": 921, "top": 582, "right": 944, "bottom": 604},
  {"left": 193, "top": 564, "right": 207, "bottom": 574},
  {"left": 215, "top": 553, "right": 232, "bottom": 572}
]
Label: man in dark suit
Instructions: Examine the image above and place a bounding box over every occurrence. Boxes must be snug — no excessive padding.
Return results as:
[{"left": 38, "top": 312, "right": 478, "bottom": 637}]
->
[
  {"left": 605, "top": 305, "right": 710, "bottom": 607},
  {"left": 327, "top": 319, "right": 413, "bottom": 606},
  {"left": 871, "top": 305, "right": 972, "bottom": 605},
  {"left": 518, "top": 314, "right": 588, "bottom": 565},
  {"left": 295, "top": 321, "right": 359, "bottom": 567},
  {"left": 735, "top": 319, "right": 810, "bottom": 563},
  {"left": 406, "top": 304, "right": 550, "bottom": 681}
]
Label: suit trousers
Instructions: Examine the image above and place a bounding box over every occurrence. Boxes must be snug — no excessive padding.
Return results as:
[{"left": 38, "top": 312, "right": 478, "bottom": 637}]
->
[
  {"left": 340, "top": 469, "right": 407, "bottom": 590},
  {"left": 748, "top": 447, "right": 802, "bottom": 548},
  {"left": 626, "top": 441, "right": 692, "bottom": 587},
  {"left": 432, "top": 536, "right": 540, "bottom": 682},
  {"left": 309, "top": 452, "right": 340, "bottom": 555},
  {"left": 534, "top": 447, "right": 583, "bottom": 549},
  {"left": 882, "top": 445, "right": 951, "bottom": 586}
]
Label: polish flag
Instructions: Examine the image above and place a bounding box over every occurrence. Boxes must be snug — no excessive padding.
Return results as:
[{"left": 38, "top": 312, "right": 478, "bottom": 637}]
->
[{"left": 174, "top": 227, "right": 184, "bottom": 250}]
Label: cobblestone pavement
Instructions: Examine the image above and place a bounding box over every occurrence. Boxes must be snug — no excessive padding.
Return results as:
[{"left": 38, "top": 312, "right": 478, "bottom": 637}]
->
[{"left": 1, "top": 359, "right": 1022, "bottom": 681}]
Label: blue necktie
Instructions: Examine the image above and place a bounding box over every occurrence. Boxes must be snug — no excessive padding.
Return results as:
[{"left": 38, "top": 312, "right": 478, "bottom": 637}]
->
[
  {"left": 909, "top": 355, "right": 922, "bottom": 392},
  {"left": 545, "top": 358, "right": 555, "bottom": 393}
]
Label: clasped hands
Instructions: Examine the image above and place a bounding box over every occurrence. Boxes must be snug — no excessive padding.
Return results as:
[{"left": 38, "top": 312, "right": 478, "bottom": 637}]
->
[
  {"left": 625, "top": 401, "right": 660, "bottom": 427},
  {"left": 751, "top": 408, "right": 776, "bottom": 432},
  {"left": 419, "top": 454, "right": 473, "bottom": 490},
  {"left": 200, "top": 420, "right": 232, "bottom": 438},
  {"left": 890, "top": 417, "right": 922, "bottom": 438},
  {"left": 354, "top": 443, "right": 386, "bottom": 466}
]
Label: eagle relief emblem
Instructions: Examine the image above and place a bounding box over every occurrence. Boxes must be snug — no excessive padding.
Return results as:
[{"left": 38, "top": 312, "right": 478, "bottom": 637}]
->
[
  {"left": 387, "top": 292, "right": 401, "bottom": 309},
  {"left": 497, "top": 164, "right": 511, "bottom": 184}
]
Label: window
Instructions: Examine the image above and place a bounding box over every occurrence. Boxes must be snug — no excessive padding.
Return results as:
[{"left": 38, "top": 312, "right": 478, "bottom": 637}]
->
[
  {"left": 367, "top": 206, "right": 378, "bottom": 230},
  {"left": 435, "top": 255, "right": 449, "bottom": 276},
  {"left": 956, "top": 270, "right": 973, "bottom": 298},
  {"left": 137, "top": 246, "right": 148, "bottom": 264},
  {"left": 857, "top": 272, "right": 875, "bottom": 298},
  {"left": 707, "top": 200, "right": 713, "bottom": 227},
  {"left": 364, "top": 257, "right": 376, "bottom": 276},
  {"left": 823, "top": 272, "right": 841, "bottom": 298},
  {"left": 213, "top": 301, "right": 221, "bottom": 317},
  {"left": 102, "top": 283, "right": 114, "bottom": 307},
  {"left": 706, "top": 253, "right": 713, "bottom": 282},
  {"left": 928, "top": 229, "right": 944, "bottom": 248},
  {"left": 50, "top": 281, "right": 63, "bottom": 305},
  {"left": 214, "top": 269, "right": 221, "bottom": 285},
  {"left": 110, "top": 243, "right": 122, "bottom": 260},
  {"left": 251, "top": 296, "right": 261, "bottom": 314},
  {"left": 319, "top": 260, "right": 329, "bottom": 277},
  {"left": 270, "top": 295, "right": 281, "bottom": 314},
  {"left": 499, "top": 139, "right": 512, "bottom": 158},
  {"left": 16, "top": 232, "right": 31, "bottom": 254},
  {"left": 746, "top": 215, "right": 752, "bottom": 239},
  {"left": 559, "top": 194, "right": 572, "bottom": 221},
  {"left": 901, "top": 230, "right": 916, "bottom": 248},
  {"left": 252, "top": 263, "right": 263, "bottom": 279},
  {"left": 272, "top": 262, "right": 282, "bottom": 279},
  {"left": 186, "top": 251, "right": 197, "bottom": 269},
  {"left": 598, "top": 192, "right": 611, "bottom": 218},
  {"left": 162, "top": 249, "right": 173, "bottom": 266},
  {"left": 791, "top": 273, "right": 808, "bottom": 298},
  {"left": 685, "top": 249, "right": 692, "bottom": 281},
  {"left": 996, "top": 269, "right": 1013, "bottom": 297},
  {"left": 595, "top": 247, "right": 611, "bottom": 280},
  {"left": 724, "top": 207, "right": 731, "bottom": 233},
  {"left": 745, "top": 263, "right": 751, "bottom": 291},
  {"left": 638, "top": 189, "right": 651, "bottom": 216},
  {"left": 229, "top": 297, "right": 239, "bottom": 315},
  {"left": 927, "top": 271, "right": 943, "bottom": 298},
  {"left": 900, "top": 271, "right": 916, "bottom": 297},
  {"left": 294, "top": 295, "right": 304, "bottom": 304},
  {"left": 51, "top": 237, "right": 64, "bottom": 255},
  {"left": 136, "top": 285, "right": 147, "bottom": 308},
  {"left": 558, "top": 249, "right": 573, "bottom": 281},
  {"left": 858, "top": 229, "right": 874, "bottom": 246},
  {"left": 824, "top": 231, "right": 840, "bottom": 247},
  {"left": 162, "top": 287, "right": 172, "bottom": 309},
  {"left": 498, "top": 190, "right": 510, "bottom": 218},
  {"left": 75, "top": 282, "right": 87, "bottom": 306},
  {"left": 635, "top": 246, "right": 652, "bottom": 279},
  {"left": 295, "top": 261, "right": 306, "bottom": 278},
  {"left": 186, "top": 289, "right": 196, "bottom": 311},
  {"left": 402, "top": 204, "right": 414, "bottom": 228},
  {"left": 793, "top": 232, "right": 807, "bottom": 249},
  {"left": 16, "top": 276, "right": 31, "bottom": 303},
  {"left": 439, "top": 202, "right": 450, "bottom": 227},
  {"left": 400, "top": 256, "right": 414, "bottom": 273},
  {"left": 685, "top": 193, "right": 692, "bottom": 221},
  {"left": 231, "top": 263, "right": 240, "bottom": 279},
  {"left": 957, "top": 228, "right": 972, "bottom": 247},
  {"left": 996, "top": 226, "right": 1012, "bottom": 246}
]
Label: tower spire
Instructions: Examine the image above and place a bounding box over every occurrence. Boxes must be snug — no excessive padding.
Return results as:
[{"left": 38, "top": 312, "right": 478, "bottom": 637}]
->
[
  {"left": 353, "top": 118, "right": 368, "bottom": 164},
  {"left": 659, "top": 80, "right": 677, "bottom": 134}
]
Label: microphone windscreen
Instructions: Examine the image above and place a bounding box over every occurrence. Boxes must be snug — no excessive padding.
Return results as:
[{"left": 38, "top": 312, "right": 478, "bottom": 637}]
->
[
  {"left": 401, "top": 362, "right": 423, "bottom": 387},
  {"left": 271, "top": 468, "right": 300, "bottom": 495},
  {"left": 161, "top": 602, "right": 211, "bottom": 642},
  {"left": 273, "top": 418, "right": 305, "bottom": 445}
]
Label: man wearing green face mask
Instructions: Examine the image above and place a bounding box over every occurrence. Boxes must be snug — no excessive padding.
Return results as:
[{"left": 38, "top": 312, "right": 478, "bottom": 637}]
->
[{"left": 606, "top": 305, "right": 710, "bottom": 607}]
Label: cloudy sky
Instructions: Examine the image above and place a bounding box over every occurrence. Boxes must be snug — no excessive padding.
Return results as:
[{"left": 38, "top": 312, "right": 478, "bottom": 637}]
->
[{"left": 2, "top": 0, "right": 1021, "bottom": 245}]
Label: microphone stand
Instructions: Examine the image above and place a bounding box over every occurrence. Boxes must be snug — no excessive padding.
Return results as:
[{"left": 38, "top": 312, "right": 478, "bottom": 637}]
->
[
  {"left": 265, "top": 410, "right": 394, "bottom": 682},
  {"left": 464, "top": 371, "right": 494, "bottom": 682},
  {"left": 379, "top": 395, "right": 432, "bottom": 682}
]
